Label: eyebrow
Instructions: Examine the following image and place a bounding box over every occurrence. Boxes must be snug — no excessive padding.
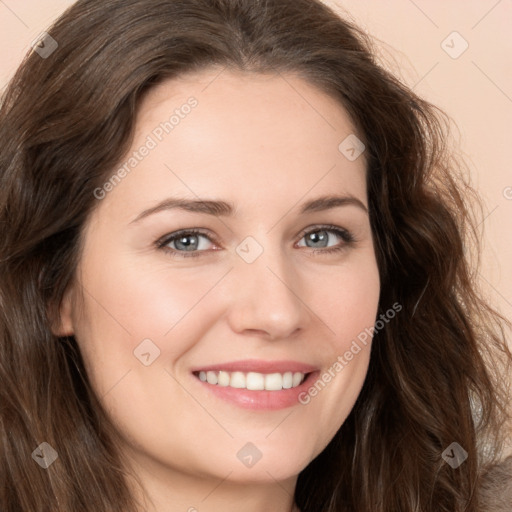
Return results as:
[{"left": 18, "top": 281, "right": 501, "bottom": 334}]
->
[{"left": 129, "top": 194, "right": 368, "bottom": 224}]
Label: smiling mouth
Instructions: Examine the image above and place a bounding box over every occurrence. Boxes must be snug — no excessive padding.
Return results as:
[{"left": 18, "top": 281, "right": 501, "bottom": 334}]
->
[{"left": 192, "top": 370, "right": 310, "bottom": 391}]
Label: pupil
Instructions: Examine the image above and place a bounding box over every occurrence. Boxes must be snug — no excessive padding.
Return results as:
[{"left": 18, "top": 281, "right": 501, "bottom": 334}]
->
[
  {"left": 178, "top": 235, "right": 197, "bottom": 250},
  {"left": 309, "top": 231, "right": 327, "bottom": 247}
]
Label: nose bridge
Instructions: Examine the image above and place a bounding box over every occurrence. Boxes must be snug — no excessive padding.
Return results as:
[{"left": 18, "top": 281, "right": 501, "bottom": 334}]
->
[{"left": 225, "top": 235, "right": 308, "bottom": 339}]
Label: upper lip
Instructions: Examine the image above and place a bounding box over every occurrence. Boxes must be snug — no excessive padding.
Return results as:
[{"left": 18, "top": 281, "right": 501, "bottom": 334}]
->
[{"left": 191, "top": 359, "right": 318, "bottom": 374}]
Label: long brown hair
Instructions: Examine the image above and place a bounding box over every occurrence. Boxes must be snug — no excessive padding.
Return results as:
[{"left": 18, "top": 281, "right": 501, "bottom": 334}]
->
[{"left": 1, "top": 1, "right": 510, "bottom": 510}]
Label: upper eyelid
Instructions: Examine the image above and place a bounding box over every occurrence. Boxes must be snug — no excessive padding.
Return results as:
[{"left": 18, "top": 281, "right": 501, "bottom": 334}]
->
[{"left": 156, "top": 228, "right": 219, "bottom": 249}]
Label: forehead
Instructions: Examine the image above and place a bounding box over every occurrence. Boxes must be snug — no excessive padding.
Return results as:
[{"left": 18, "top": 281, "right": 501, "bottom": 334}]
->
[
  {"left": 95, "top": 69, "right": 368, "bottom": 223},
  {"left": 137, "top": 68, "right": 361, "bottom": 157}
]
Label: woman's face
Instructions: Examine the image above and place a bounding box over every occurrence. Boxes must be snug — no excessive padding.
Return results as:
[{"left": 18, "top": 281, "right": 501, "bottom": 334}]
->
[{"left": 55, "top": 69, "right": 380, "bottom": 491}]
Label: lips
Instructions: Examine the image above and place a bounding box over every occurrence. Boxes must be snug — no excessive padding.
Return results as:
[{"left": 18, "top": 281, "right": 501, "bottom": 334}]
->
[{"left": 192, "top": 368, "right": 321, "bottom": 410}]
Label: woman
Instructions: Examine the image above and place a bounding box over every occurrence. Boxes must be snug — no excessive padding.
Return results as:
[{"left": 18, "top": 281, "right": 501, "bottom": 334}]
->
[{"left": 0, "top": 0, "right": 510, "bottom": 510}]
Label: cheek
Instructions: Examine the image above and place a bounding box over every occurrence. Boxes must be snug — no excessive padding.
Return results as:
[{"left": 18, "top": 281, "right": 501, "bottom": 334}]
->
[
  {"left": 72, "top": 251, "right": 229, "bottom": 397},
  {"left": 296, "top": 253, "right": 380, "bottom": 445},
  {"left": 82, "top": 247, "right": 224, "bottom": 330},
  {"left": 310, "top": 250, "right": 381, "bottom": 350}
]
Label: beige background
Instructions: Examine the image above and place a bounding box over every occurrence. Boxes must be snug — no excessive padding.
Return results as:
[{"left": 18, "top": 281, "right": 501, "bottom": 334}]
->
[{"left": 1, "top": 0, "right": 511, "bottom": 326}]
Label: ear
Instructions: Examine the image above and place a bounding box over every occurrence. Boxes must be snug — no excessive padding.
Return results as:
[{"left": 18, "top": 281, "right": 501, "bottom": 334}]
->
[{"left": 50, "top": 283, "right": 76, "bottom": 337}]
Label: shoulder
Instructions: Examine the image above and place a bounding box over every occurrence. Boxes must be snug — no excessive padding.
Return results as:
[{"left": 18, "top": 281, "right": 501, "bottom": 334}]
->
[{"left": 478, "top": 455, "right": 512, "bottom": 511}]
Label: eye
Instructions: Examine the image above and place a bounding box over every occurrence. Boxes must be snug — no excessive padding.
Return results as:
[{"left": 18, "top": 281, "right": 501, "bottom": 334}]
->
[
  {"left": 156, "top": 229, "right": 217, "bottom": 258},
  {"left": 156, "top": 225, "right": 356, "bottom": 259},
  {"left": 296, "top": 225, "right": 355, "bottom": 255}
]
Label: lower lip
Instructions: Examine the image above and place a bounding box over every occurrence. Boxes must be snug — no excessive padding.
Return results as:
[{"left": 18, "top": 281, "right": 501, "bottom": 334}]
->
[{"left": 192, "top": 371, "right": 320, "bottom": 410}]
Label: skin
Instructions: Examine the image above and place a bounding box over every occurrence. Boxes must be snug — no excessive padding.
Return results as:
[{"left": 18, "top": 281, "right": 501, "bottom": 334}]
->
[{"left": 53, "top": 68, "right": 380, "bottom": 512}]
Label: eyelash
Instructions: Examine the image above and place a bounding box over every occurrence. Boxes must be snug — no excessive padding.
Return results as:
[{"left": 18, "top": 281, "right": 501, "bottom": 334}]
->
[{"left": 155, "top": 225, "right": 356, "bottom": 259}]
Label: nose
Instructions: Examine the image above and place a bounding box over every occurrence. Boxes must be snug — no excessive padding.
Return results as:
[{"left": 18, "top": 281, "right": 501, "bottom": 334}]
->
[{"left": 225, "top": 244, "right": 311, "bottom": 341}]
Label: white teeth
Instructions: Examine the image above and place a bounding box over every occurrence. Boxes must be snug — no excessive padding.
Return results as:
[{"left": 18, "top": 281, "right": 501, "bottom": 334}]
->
[
  {"left": 196, "top": 370, "right": 307, "bottom": 390},
  {"left": 217, "top": 371, "right": 230, "bottom": 387},
  {"left": 206, "top": 371, "right": 218, "bottom": 385},
  {"left": 292, "top": 372, "right": 303, "bottom": 387},
  {"left": 246, "top": 372, "right": 265, "bottom": 390},
  {"left": 230, "top": 371, "right": 246, "bottom": 388},
  {"left": 265, "top": 373, "right": 283, "bottom": 391},
  {"left": 282, "top": 372, "right": 293, "bottom": 389}
]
